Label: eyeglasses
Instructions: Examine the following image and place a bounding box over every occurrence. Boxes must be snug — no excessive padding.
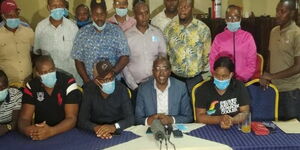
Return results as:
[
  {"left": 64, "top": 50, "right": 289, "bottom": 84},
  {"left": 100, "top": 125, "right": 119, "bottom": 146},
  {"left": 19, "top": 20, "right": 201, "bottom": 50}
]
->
[
  {"left": 226, "top": 16, "right": 241, "bottom": 22},
  {"left": 153, "top": 66, "right": 170, "bottom": 72}
]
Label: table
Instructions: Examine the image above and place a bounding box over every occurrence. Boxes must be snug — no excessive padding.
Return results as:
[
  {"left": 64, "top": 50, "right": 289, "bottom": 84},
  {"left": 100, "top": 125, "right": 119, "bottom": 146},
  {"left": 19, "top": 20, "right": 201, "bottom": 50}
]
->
[
  {"left": 0, "top": 128, "right": 140, "bottom": 150},
  {"left": 189, "top": 124, "right": 300, "bottom": 150}
]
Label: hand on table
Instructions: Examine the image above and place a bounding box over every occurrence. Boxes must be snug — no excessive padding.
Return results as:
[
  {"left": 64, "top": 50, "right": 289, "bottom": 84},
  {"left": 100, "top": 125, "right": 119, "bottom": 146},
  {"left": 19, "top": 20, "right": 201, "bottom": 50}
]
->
[
  {"left": 30, "top": 121, "right": 54, "bottom": 140},
  {"left": 94, "top": 124, "right": 116, "bottom": 139},
  {"left": 220, "top": 115, "right": 233, "bottom": 129}
]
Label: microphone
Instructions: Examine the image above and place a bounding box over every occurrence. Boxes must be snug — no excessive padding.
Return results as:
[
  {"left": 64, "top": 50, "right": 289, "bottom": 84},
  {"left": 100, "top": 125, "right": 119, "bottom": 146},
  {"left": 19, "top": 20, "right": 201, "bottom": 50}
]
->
[{"left": 150, "top": 119, "right": 166, "bottom": 141}]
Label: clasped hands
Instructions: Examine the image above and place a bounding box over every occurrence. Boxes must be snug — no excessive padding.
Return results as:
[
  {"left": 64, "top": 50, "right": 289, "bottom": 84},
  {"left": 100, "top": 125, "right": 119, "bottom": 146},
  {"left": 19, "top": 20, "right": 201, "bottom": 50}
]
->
[
  {"left": 148, "top": 113, "right": 174, "bottom": 125},
  {"left": 93, "top": 124, "right": 116, "bottom": 139},
  {"left": 24, "top": 121, "right": 54, "bottom": 140}
]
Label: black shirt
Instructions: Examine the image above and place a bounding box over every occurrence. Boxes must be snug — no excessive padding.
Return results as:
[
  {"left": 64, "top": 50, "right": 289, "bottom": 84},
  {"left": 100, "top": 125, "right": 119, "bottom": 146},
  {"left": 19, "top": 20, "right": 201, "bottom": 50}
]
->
[
  {"left": 196, "top": 79, "right": 250, "bottom": 117},
  {"left": 22, "top": 71, "right": 81, "bottom": 126},
  {"left": 78, "top": 81, "right": 134, "bottom": 131}
]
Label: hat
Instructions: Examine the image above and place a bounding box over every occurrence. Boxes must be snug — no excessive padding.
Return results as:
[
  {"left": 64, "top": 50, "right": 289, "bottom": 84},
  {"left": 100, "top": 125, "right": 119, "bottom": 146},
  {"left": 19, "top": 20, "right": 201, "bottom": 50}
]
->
[
  {"left": 1, "top": 0, "right": 18, "bottom": 14},
  {"left": 95, "top": 60, "right": 113, "bottom": 78}
]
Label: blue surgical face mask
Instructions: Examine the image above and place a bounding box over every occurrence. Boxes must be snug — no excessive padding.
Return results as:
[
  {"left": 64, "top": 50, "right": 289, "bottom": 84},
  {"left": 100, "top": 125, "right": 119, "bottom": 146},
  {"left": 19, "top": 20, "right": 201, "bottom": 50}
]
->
[
  {"left": 100, "top": 79, "right": 115, "bottom": 95},
  {"left": 77, "top": 19, "right": 91, "bottom": 28},
  {"left": 0, "top": 88, "right": 8, "bottom": 102},
  {"left": 226, "top": 21, "right": 241, "bottom": 32},
  {"left": 41, "top": 72, "right": 57, "bottom": 88},
  {"left": 64, "top": 8, "right": 69, "bottom": 17},
  {"left": 116, "top": 8, "right": 128, "bottom": 17},
  {"left": 93, "top": 21, "right": 106, "bottom": 31},
  {"left": 50, "top": 8, "right": 65, "bottom": 21},
  {"left": 214, "top": 78, "right": 230, "bottom": 90},
  {"left": 6, "top": 18, "right": 20, "bottom": 29}
]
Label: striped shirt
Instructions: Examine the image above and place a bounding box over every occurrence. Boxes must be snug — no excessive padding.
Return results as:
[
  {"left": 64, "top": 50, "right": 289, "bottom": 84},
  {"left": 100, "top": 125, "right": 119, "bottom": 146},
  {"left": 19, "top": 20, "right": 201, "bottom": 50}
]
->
[{"left": 0, "top": 88, "right": 22, "bottom": 124}]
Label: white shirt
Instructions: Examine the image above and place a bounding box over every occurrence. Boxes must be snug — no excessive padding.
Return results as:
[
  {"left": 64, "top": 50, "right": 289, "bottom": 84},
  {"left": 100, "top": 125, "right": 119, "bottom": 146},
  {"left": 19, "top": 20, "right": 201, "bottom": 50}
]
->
[
  {"left": 34, "top": 17, "right": 82, "bottom": 85},
  {"left": 151, "top": 10, "right": 178, "bottom": 32},
  {"left": 145, "top": 79, "right": 175, "bottom": 125}
]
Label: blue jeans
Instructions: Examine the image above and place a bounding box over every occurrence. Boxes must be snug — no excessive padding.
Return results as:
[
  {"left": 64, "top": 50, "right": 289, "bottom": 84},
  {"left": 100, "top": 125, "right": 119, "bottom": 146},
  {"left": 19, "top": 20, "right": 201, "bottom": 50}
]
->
[{"left": 279, "top": 89, "right": 300, "bottom": 120}]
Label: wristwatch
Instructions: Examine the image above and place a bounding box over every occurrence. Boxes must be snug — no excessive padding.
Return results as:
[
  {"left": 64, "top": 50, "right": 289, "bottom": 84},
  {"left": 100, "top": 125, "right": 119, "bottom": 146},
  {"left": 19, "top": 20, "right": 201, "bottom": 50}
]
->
[
  {"left": 114, "top": 123, "right": 121, "bottom": 135},
  {"left": 6, "top": 124, "right": 12, "bottom": 131}
]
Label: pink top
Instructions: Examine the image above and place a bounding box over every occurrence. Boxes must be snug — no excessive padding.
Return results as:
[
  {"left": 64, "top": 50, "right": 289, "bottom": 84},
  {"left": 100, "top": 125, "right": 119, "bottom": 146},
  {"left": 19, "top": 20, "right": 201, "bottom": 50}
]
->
[
  {"left": 209, "top": 28, "right": 257, "bottom": 82},
  {"left": 107, "top": 15, "right": 136, "bottom": 32}
]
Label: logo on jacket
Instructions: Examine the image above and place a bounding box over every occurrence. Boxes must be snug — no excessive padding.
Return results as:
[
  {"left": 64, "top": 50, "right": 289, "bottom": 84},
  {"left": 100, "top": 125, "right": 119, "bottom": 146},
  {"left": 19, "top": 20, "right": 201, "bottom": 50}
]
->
[{"left": 207, "top": 101, "right": 219, "bottom": 115}]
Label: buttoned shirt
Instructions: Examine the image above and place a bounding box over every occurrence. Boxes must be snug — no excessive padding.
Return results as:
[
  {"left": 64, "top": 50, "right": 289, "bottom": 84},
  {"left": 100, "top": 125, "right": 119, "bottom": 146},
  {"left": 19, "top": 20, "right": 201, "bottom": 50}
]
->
[
  {"left": 0, "top": 25, "right": 34, "bottom": 83},
  {"left": 164, "top": 18, "right": 211, "bottom": 78},
  {"left": 144, "top": 79, "right": 175, "bottom": 125},
  {"left": 71, "top": 23, "right": 130, "bottom": 80},
  {"left": 269, "top": 22, "right": 300, "bottom": 92},
  {"left": 151, "top": 10, "right": 178, "bottom": 32},
  {"left": 123, "top": 25, "right": 167, "bottom": 90},
  {"left": 107, "top": 15, "right": 136, "bottom": 32},
  {"left": 33, "top": 17, "right": 82, "bottom": 85}
]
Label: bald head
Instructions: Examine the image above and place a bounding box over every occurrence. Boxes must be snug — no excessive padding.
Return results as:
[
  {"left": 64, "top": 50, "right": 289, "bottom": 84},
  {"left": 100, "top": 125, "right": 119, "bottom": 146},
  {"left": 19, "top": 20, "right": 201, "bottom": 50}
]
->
[{"left": 133, "top": 1, "right": 149, "bottom": 14}]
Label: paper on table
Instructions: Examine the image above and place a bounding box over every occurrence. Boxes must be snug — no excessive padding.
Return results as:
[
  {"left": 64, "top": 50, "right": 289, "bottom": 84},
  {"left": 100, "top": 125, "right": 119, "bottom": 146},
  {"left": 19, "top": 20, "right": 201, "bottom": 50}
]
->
[
  {"left": 273, "top": 119, "right": 300, "bottom": 134},
  {"left": 173, "top": 123, "right": 205, "bottom": 133}
]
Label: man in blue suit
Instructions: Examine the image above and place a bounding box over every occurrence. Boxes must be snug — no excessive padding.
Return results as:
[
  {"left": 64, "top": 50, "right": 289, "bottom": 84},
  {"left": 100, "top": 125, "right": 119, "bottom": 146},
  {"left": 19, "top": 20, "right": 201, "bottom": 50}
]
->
[{"left": 135, "top": 55, "right": 193, "bottom": 125}]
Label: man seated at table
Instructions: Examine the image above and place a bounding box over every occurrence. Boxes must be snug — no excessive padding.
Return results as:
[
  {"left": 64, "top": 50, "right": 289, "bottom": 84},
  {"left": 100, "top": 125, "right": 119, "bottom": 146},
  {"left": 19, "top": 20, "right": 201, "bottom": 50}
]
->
[
  {"left": 18, "top": 55, "right": 81, "bottom": 140},
  {"left": 195, "top": 56, "right": 250, "bottom": 129},
  {"left": 0, "top": 70, "right": 22, "bottom": 136},
  {"left": 135, "top": 55, "right": 193, "bottom": 125},
  {"left": 78, "top": 60, "right": 134, "bottom": 139}
]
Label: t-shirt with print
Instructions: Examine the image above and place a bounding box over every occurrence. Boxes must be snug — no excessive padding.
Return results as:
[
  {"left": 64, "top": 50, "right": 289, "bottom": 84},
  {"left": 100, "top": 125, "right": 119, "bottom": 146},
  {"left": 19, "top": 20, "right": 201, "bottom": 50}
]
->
[
  {"left": 22, "top": 71, "right": 81, "bottom": 126},
  {"left": 196, "top": 79, "right": 250, "bottom": 117}
]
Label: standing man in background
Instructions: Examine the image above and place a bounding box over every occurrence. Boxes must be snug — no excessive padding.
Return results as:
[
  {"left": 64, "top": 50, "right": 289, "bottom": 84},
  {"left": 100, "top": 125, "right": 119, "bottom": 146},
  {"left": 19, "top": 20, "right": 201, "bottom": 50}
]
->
[
  {"left": 107, "top": 0, "right": 136, "bottom": 32},
  {"left": 261, "top": 0, "right": 300, "bottom": 121},
  {"left": 0, "top": 0, "right": 34, "bottom": 87},
  {"left": 164, "top": 0, "right": 211, "bottom": 94},
  {"left": 34, "top": 0, "right": 82, "bottom": 85},
  {"left": 151, "top": 0, "right": 178, "bottom": 32}
]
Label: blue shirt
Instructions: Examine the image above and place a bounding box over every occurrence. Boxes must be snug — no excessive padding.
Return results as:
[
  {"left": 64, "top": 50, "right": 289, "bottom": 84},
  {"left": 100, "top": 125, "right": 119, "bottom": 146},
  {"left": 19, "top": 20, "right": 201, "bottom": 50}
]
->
[{"left": 71, "top": 23, "right": 130, "bottom": 79}]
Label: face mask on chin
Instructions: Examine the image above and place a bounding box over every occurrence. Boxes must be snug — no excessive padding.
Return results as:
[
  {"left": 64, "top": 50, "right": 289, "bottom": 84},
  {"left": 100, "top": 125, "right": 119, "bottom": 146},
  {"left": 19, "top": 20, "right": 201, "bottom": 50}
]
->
[{"left": 93, "top": 21, "right": 106, "bottom": 31}]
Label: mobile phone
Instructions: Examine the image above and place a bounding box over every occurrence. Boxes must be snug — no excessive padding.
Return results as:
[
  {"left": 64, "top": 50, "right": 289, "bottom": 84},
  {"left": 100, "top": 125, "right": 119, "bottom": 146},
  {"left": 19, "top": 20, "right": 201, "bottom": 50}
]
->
[
  {"left": 173, "top": 129, "right": 183, "bottom": 138},
  {"left": 146, "top": 127, "right": 152, "bottom": 134}
]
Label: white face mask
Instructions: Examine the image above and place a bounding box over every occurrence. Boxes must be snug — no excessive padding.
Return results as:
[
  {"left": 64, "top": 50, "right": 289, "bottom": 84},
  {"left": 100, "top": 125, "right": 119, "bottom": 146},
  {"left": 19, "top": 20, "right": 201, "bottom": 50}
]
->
[{"left": 93, "top": 21, "right": 106, "bottom": 31}]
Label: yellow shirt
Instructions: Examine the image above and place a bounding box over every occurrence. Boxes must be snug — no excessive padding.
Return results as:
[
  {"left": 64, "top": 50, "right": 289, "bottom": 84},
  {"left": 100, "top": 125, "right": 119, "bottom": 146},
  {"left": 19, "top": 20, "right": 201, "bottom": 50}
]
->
[
  {"left": 269, "top": 22, "right": 300, "bottom": 92},
  {"left": 0, "top": 25, "right": 34, "bottom": 83},
  {"left": 164, "top": 18, "right": 211, "bottom": 78}
]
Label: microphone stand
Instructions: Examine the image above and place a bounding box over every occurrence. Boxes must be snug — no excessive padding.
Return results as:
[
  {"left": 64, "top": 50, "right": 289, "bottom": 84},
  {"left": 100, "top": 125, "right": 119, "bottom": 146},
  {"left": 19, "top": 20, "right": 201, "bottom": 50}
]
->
[{"left": 165, "top": 124, "right": 176, "bottom": 150}]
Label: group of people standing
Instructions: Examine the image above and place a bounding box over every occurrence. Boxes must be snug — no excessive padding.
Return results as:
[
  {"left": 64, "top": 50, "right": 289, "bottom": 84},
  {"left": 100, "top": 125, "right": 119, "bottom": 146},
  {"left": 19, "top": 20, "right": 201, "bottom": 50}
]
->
[{"left": 0, "top": 0, "right": 299, "bottom": 141}]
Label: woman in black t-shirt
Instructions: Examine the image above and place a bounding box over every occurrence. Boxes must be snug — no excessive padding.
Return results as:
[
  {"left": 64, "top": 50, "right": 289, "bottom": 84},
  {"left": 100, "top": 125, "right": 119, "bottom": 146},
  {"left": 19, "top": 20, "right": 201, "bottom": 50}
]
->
[{"left": 195, "top": 56, "right": 250, "bottom": 129}]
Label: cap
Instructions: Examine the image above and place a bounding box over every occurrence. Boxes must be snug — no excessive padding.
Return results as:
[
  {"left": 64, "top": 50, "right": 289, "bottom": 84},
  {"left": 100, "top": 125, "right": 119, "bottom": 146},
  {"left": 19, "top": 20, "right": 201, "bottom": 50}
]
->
[
  {"left": 1, "top": 0, "right": 18, "bottom": 14},
  {"left": 95, "top": 60, "right": 113, "bottom": 78}
]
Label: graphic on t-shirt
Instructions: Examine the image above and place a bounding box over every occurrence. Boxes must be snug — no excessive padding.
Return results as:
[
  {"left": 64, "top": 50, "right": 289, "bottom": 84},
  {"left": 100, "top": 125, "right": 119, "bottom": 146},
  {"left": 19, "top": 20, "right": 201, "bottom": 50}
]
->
[
  {"left": 207, "top": 101, "right": 219, "bottom": 115},
  {"left": 220, "top": 98, "right": 239, "bottom": 114},
  {"left": 37, "top": 92, "right": 45, "bottom": 102}
]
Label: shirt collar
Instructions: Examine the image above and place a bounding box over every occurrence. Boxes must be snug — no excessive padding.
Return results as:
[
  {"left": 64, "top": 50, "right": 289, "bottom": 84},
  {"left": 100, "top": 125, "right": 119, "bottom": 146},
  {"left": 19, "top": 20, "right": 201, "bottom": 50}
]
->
[
  {"left": 113, "top": 15, "right": 129, "bottom": 24},
  {"left": 47, "top": 16, "right": 65, "bottom": 28},
  {"left": 154, "top": 78, "right": 171, "bottom": 92},
  {"left": 133, "top": 25, "right": 152, "bottom": 35},
  {"left": 280, "top": 21, "right": 297, "bottom": 33}
]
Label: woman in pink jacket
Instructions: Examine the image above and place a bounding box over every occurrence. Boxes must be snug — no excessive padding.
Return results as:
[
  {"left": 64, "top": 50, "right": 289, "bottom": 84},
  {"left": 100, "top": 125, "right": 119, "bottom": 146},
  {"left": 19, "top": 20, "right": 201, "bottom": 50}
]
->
[{"left": 209, "top": 5, "right": 257, "bottom": 82}]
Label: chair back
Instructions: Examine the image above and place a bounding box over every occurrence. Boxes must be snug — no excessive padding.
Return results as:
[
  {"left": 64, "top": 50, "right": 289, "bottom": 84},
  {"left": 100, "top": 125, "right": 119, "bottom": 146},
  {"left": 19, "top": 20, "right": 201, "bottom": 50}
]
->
[
  {"left": 245, "top": 79, "right": 279, "bottom": 121},
  {"left": 191, "top": 79, "right": 210, "bottom": 121}
]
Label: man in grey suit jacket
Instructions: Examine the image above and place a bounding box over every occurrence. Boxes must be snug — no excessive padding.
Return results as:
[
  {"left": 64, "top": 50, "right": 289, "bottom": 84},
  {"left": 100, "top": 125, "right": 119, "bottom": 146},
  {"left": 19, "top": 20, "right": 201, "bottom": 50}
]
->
[{"left": 135, "top": 55, "right": 193, "bottom": 125}]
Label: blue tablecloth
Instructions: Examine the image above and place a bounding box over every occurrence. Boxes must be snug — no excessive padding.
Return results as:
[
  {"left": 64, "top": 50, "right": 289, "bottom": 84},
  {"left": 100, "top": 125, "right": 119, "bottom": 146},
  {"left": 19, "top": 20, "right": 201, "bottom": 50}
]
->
[
  {"left": 0, "top": 128, "right": 140, "bottom": 150},
  {"left": 189, "top": 125, "right": 300, "bottom": 150}
]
